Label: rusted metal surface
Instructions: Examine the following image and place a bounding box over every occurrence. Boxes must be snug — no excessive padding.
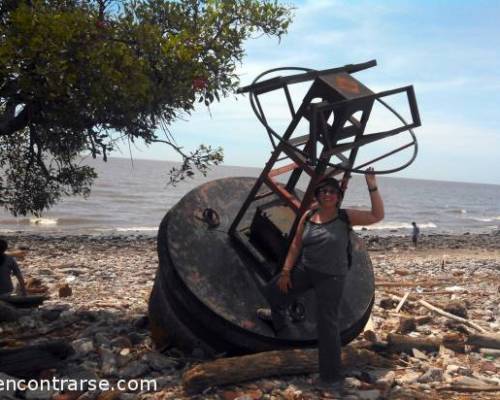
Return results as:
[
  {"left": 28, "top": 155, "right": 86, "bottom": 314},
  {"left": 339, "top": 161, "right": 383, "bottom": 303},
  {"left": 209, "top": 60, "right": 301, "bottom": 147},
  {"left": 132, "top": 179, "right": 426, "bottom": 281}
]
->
[
  {"left": 230, "top": 61, "right": 420, "bottom": 250},
  {"left": 149, "top": 178, "right": 374, "bottom": 354}
]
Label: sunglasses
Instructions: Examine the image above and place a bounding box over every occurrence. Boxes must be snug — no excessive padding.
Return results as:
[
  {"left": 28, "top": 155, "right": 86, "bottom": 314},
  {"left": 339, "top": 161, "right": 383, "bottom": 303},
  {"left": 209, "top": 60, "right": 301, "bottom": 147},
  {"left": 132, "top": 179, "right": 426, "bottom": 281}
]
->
[{"left": 318, "top": 188, "right": 339, "bottom": 195}]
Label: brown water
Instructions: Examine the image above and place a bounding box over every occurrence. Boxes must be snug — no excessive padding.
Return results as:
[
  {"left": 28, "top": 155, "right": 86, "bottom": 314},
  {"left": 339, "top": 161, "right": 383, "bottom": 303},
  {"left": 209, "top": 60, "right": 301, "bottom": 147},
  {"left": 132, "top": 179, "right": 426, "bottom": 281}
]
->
[{"left": 1, "top": 157, "right": 499, "bottom": 236}]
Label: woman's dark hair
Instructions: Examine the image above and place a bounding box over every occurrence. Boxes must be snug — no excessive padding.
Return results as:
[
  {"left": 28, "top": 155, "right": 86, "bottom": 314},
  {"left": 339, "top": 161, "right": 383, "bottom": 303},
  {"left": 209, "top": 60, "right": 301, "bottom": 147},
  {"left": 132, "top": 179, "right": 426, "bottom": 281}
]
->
[
  {"left": 0, "top": 239, "right": 7, "bottom": 254},
  {"left": 314, "top": 177, "right": 343, "bottom": 198},
  {"left": 0, "top": 239, "right": 7, "bottom": 264}
]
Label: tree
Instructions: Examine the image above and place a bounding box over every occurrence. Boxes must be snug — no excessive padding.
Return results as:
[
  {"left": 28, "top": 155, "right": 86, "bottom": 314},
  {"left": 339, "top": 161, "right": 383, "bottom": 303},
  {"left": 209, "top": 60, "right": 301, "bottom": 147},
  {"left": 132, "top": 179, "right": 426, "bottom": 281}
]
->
[{"left": 0, "top": 0, "right": 292, "bottom": 216}]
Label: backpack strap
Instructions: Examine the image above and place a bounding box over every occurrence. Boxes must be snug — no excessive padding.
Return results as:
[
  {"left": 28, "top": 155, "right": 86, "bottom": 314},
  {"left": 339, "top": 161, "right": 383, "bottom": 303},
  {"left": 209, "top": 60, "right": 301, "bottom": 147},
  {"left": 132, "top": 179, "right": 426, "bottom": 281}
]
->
[
  {"left": 338, "top": 209, "right": 354, "bottom": 269},
  {"left": 338, "top": 208, "right": 351, "bottom": 226},
  {"left": 304, "top": 208, "right": 317, "bottom": 222}
]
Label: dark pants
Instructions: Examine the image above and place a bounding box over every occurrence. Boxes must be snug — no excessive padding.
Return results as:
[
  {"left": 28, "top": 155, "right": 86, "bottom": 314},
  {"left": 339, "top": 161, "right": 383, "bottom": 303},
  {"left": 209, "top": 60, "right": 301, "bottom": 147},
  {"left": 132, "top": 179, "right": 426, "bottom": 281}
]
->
[{"left": 263, "top": 265, "right": 346, "bottom": 382}]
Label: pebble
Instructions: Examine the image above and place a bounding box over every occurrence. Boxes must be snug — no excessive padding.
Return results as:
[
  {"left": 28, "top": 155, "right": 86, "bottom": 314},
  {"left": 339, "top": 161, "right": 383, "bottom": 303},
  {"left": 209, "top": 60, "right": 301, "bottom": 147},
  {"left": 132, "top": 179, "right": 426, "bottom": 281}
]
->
[
  {"left": 109, "top": 336, "right": 132, "bottom": 349},
  {"left": 396, "top": 371, "right": 420, "bottom": 385},
  {"left": 374, "top": 370, "right": 395, "bottom": 389},
  {"left": 118, "top": 360, "right": 150, "bottom": 379},
  {"left": 357, "top": 389, "right": 381, "bottom": 400},
  {"left": 100, "top": 348, "right": 118, "bottom": 377},
  {"left": 119, "top": 348, "right": 130, "bottom": 357},
  {"left": 24, "top": 388, "right": 56, "bottom": 400},
  {"left": 344, "top": 377, "right": 363, "bottom": 389},
  {"left": 72, "top": 338, "right": 95, "bottom": 356},
  {"left": 417, "top": 367, "right": 443, "bottom": 383},
  {"left": 141, "top": 352, "right": 177, "bottom": 371},
  {"left": 0, "top": 372, "right": 19, "bottom": 397}
]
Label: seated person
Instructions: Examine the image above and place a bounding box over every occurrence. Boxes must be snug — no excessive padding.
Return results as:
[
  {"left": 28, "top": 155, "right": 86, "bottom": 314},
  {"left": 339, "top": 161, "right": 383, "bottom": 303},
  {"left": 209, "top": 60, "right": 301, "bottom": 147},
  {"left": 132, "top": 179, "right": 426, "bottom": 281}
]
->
[{"left": 0, "top": 239, "right": 27, "bottom": 296}]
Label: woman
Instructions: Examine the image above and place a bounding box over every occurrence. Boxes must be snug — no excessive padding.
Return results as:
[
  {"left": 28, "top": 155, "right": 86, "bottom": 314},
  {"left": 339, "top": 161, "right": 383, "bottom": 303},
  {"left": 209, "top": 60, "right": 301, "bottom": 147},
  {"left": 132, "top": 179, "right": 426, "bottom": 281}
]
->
[{"left": 259, "top": 167, "right": 384, "bottom": 389}]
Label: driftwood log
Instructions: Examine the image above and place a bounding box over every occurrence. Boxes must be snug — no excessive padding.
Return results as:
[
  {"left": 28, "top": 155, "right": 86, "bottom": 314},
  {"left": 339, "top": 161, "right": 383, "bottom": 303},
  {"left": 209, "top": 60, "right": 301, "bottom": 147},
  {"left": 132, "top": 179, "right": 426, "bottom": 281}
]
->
[
  {"left": 387, "top": 333, "right": 442, "bottom": 353},
  {"left": 417, "top": 299, "right": 487, "bottom": 333},
  {"left": 480, "top": 348, "right": 500, "bottom": 357},
  {"left": 0, "top": 340, "right": 73, "bottom": 377},
  {"left": 182, "top": 347, "right": 392, "bottom": 394},
  {"left": 389, "top": 294, "right": 487, "bottom": 333},
  {"left": 0, "top": 316, "right": 80, "bottom": 344},
  {"left": 375, "top": 280, "right": 446, "bottom": 288},
  {"left": 397, "top": 317, "right": 417, "bottom": 334},
  {"left": 0, "top": 295, "right": 48, "bottom": 308},
  {"left": 0, "top": 300, "right": 20, "bottom": 322},
  {"left": 395, "top": 291, "right": 410, "bottom": 313},
  {"left": 386, "top": 333, "right": 465, "bottom": 354},
  {"left": 466, "top": 333, "right": 500, "bottom": 350},
  {"left": 437, "top": 385, "right": 500, "bottom": 393}
]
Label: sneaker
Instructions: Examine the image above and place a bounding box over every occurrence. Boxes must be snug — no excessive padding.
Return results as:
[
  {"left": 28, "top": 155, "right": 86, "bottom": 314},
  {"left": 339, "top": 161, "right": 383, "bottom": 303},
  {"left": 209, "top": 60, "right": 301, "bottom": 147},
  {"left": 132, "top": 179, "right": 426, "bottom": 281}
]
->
[{"left": 256, "top": 308, "right": 273, "bottom": 321}]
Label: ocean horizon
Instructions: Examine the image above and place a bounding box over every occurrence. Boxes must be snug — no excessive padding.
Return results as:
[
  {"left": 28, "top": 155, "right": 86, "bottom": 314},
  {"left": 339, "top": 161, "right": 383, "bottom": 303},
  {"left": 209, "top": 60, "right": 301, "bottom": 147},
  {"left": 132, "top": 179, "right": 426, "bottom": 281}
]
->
[{"left": 1, "top": 157, "right": 499, "bottom": 236}]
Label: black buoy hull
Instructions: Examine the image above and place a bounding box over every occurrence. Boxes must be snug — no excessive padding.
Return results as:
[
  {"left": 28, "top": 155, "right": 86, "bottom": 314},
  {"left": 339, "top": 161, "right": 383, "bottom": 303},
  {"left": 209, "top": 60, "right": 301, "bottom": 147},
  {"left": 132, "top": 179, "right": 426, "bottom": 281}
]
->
[{"left": 149, "top": 177, "right": 375, "bottom": 356}]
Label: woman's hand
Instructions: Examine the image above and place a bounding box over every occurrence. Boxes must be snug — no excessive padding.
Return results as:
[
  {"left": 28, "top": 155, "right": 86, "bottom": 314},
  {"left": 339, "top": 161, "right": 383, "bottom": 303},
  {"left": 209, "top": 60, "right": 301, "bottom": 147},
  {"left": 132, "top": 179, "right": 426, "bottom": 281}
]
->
[
  {"left": 277, "top": 271, "right": 292, "bottom": 293},
  {"left": 365, "top": 167, "right": 377, "bottom": 189},
  {"left": 346, "top": 166, "right": 384, "bottom": 226}
]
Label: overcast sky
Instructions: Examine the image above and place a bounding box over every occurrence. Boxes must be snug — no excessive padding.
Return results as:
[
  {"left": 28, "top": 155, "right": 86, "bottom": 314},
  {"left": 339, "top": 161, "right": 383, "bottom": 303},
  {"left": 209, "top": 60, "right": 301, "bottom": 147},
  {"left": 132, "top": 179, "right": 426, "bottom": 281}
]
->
[{"left": 112, "top": 0, "right": 500, "bottom": 185}]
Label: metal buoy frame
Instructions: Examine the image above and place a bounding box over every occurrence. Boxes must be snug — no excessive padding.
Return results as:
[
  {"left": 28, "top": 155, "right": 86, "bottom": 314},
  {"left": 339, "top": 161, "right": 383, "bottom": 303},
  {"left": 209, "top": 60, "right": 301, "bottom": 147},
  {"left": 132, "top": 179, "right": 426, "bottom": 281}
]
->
[{"left": 149, "top": 60, "right": 421, "bottom": 356}]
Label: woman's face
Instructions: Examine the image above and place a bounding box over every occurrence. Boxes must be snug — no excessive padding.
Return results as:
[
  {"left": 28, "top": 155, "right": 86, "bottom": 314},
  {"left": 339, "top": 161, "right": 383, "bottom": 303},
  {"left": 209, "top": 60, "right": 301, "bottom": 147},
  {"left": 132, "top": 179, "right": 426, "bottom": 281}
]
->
[{"left": 316, "top": 185, "right": 340, "bottom": 207}]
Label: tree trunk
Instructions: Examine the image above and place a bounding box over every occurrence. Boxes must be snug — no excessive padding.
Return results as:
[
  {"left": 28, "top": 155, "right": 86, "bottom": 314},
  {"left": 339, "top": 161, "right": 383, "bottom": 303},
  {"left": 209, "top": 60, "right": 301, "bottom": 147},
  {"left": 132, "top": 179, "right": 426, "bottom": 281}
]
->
[{"left": 182, "top": 346, "right": 392, "bottom": 394}]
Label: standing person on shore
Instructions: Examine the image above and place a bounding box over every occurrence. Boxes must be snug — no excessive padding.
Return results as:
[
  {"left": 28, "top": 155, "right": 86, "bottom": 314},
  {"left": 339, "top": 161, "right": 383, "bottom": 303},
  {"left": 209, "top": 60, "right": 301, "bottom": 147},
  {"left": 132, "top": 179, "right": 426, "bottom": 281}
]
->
[
  {"left": 0, "top": 239, "right": 27, "bottom": 296},
  {"left": 412, "top": 222, "right": 420, "bottom": 248},
  {"left": 257, "top": 167, "right": 384, "bottom": 391}
]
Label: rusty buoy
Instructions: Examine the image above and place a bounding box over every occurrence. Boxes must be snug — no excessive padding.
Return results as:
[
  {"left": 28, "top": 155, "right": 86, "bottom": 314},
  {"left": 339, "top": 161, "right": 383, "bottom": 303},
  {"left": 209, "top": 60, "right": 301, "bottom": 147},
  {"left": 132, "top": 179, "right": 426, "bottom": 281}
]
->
[
  {"left": 148, "top": 177, "right": 374, "bottom": 356},
  {"left": 149, "top": 61, "right": 420, "bottom": 356}
]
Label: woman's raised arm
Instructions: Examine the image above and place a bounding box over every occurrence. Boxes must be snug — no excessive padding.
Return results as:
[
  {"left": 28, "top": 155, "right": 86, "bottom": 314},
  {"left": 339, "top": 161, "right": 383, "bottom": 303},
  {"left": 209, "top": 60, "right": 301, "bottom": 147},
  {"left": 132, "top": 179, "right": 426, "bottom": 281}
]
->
[{"left": 346, "top": 167, "right": 385, "bottom": 227}]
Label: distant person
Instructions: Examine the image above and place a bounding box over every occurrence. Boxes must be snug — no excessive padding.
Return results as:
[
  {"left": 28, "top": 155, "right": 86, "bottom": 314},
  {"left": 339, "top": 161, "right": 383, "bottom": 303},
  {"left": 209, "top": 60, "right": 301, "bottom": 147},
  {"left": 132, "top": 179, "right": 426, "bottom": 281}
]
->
[
  {"left": 0, "top": 239, "right": 27, "bottom": 296},
  {"left": 411, "top": 222, "right": 420, "bottom": 248}
]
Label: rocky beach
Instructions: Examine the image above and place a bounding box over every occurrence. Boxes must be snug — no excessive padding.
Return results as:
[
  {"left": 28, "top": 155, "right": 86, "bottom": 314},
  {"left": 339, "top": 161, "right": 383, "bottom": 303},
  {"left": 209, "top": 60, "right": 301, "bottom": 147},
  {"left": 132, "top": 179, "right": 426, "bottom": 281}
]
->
[{"left": 0, "top": 231, "right": 499, "bottom": 400}]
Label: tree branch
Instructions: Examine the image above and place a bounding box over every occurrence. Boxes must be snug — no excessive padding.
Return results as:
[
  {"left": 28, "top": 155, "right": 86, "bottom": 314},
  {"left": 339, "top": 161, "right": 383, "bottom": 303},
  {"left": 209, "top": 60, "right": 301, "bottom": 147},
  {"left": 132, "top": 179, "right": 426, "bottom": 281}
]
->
[
  {"left": 150, "top": 138, "right": 189, "bottom": 159},
  {"left": 31, "top": 127, "right": 52, "bottom": 181}
]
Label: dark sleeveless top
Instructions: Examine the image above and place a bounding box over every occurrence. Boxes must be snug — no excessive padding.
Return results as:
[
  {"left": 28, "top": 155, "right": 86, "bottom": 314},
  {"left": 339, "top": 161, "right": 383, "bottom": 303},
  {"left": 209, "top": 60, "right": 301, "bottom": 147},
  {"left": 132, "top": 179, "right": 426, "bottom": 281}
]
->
[
  {"left": 298, "top": 209, "right": 350, "bottom": 276},
  {"left": 0, "top": 255, "right": 21, "bottom": 294}
]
